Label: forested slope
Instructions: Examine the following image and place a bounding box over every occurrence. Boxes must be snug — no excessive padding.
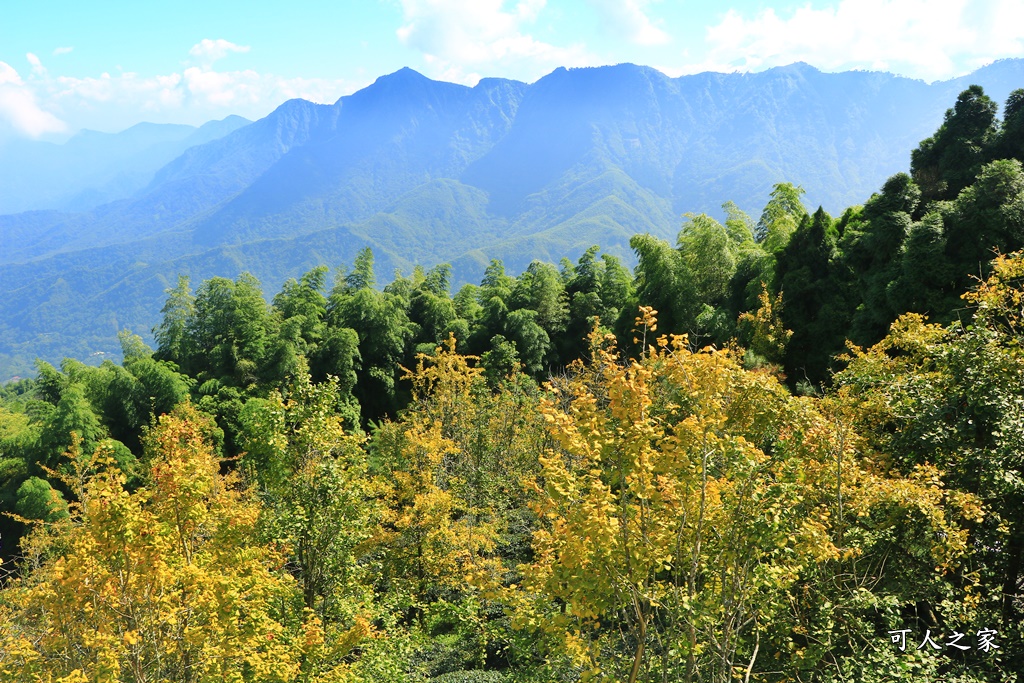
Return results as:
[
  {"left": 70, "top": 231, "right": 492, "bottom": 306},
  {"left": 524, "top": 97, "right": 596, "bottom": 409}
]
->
[
  {"left": 5, "top": 60, "right": 1024, "bottom": 378},
  {"left": 1, "top": 84, "right": 1024, "bottom": 681}
]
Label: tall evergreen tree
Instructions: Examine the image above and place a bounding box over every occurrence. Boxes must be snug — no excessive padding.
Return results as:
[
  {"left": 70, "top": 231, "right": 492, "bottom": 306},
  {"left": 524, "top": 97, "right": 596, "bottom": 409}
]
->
[
  {"left": 845, "top": 173, "right": 920, "bottom": 347},
  {"left": 911, "top": 84, "right": 999, "bottom": 204},
  {"left": 776, "top": 207, "right": 840, "bottom": 382}
]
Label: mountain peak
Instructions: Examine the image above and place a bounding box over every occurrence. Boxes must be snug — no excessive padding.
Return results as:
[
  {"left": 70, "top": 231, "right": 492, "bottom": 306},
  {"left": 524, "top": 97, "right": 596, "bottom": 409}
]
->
[
  {"left": 768, "top": 62, "right": 821, "bottom": 75},
  {"left": 475, "top": 76, "right": 526, "bottom": 89},
  {"left": 534, "top": 62, "right": 667, "bottom": 87},
  {"left": 374, "top": 66, "right": 431, "bottom": 85},
  {"left": 343, "top": 66, "right": 472, "bottom": 108},
  {"left": 265, "top": 98, "right": 331, "bottom": 121}
]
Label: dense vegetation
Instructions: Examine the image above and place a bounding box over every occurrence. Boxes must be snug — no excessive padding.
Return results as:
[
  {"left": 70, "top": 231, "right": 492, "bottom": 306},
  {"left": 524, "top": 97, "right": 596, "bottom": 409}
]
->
[
  {"left": 6, "top": 60, "right": 1024, "bottom": 380},
  {"left": 1, "top": 85, "right": 1024, "bottom": 681}
]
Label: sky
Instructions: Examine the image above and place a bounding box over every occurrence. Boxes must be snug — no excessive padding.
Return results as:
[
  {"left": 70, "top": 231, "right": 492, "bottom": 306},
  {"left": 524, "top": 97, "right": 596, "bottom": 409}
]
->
[{"left": 2, "top": 0, "right": 1024, "bottom": 140}]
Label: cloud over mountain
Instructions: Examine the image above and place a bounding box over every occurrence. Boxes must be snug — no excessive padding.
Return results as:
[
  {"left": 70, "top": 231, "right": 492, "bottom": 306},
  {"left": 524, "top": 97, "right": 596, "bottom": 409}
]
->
[
  {"left": 0, "top": 61, "right": 67, "bottom": 137},
  {"left": 700, "top": 0, "right": 1024, "bottom": 80},
  {"left": 396, "top": 0, "right": 590, "bottom": 83}
]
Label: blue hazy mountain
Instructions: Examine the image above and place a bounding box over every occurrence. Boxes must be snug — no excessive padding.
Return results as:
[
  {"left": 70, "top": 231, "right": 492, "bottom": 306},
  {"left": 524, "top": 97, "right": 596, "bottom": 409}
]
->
[
  {"left": 0, "top": 116, "right": 250, "bottom": 216},
  {"left": 3, "top": 60, "right": 1024, "bottom": 377}
]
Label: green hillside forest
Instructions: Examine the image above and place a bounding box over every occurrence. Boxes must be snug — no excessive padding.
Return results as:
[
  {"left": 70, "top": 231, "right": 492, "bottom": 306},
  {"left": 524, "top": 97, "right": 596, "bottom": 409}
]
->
[
  {"left": 1, "top": 85, "right": 1024, "bottom": 681},
  {"left": 8, "top": 59, "right": 1024, "bottom": 381}
]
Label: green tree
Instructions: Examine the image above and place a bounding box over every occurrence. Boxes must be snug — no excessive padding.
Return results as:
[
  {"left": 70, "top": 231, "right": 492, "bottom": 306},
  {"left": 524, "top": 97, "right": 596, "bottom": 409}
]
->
[
  {"left": 345, "top": 246, "right": 377, "bottom": 293},
  {"left": 911, "top": 84, "right": 999, "bottom": 203},
  {"left": 153, "top": 275, "right": 195, "bottom": 366},
  {"left": 328, "top": 253, "right": 413, "bottom": 421},
  {"left": 845, "top": 173, "right": 920, "bottom": 347},
  {"left": 562, "top": 247, "right": 608, "bottom": 364},
  {"left": 677, "top": 213, "right": 738, "bottom": 343},
  {"left": 944, "top": 158, "right": 1024, "bottom": 292},
  {"left": 239, "top": 368, "right": 377, "bottom": 630},
  {"left": 723, "top": 200, "right": 756, "bottom": 245},
  {"left": 13, "top": 476, "right": 67, "bottom": 522},
  {"left": 629, "top": 233, "right": 691, "bottom": 339},
  {"left": 889, "top": 208, "right": 957, "bottom": 316},
  {"left": 599, "top": 253, "right": 633, "bottom": 325},
  {"left": 503, "top": 308, "right": 551, "bottom": 376},
  {"left": 775, "top": 207, "right": 843, "bottom": 382},
  {"left": 476, "top": 259, "right": 515, "bottom": 343},
  {"left": 408, "top": 264, "right": 459, "bottom": 352},
  {"left": 36, "top": 383, "right": 103, "bottom": 473},
  {"left": 186, "top": 273, "right": 276, "bottom": 388},
  {"left": 996, "top": 88, "right": 1024, "bottom": 162},
  {"left": 273, "top": 266, "right": 329, "bottom": 357},
  {"left": 510, "top": 261, "right": 568, "bottom": 342},
  {"left": 678, "top": 213, "right": 736, "bottom": 306},
  {"left": 756, "top": 182, "right": 807, "bottom": 252}
]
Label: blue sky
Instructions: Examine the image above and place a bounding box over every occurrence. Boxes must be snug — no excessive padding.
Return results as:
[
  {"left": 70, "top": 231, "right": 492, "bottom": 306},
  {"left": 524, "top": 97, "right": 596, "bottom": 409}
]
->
[{"left": 2, "top": 0, "right": 1023, "bottom": 139}]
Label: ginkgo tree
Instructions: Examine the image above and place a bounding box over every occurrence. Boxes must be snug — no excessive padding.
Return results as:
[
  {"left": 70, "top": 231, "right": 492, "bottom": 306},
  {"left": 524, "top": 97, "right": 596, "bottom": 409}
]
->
[
  {"left": 0, "top": 404, "right": 358, "bottom": 683},
  {"left": 237, "top": 362, "right": 377, "bottom": 668},
  {"left": 367, "top": 335, "right": 548, "bottom": 677},
  {"left": 510, "top": 309, "right": 977, "bottom": 683}
]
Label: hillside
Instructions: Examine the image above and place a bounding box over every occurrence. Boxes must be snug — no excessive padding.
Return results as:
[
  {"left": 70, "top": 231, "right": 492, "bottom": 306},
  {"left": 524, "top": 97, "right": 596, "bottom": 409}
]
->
[
  {"left": 3, "top": 59, "right": 1024, "bottom": 376},
  {"left": 3, "top": 73, "right": 1024, "bottom": 679}
]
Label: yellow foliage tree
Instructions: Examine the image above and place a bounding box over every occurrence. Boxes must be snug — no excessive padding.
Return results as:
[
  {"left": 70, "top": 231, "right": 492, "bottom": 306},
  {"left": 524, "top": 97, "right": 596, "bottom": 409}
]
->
[
  {"left": 736, "top": 282, "right": 793, "bottom": 368},
  {"left": 0, "top": 404, "right": 354, "bottom": 683},
  {"left": 238, "top": 367, "right": 379, "bottom": 633},
  {"left": 511, "top": 311, "right": 975, "bottom": 683},
  {"left": 374, "top": 339, "right": 501, "bottom": 603},
  {"left": 825, "top": 252, "right": 1024, "bottom": 678},
  {"left": 369, "top": 336, "right": 548, "bottom": 674}
]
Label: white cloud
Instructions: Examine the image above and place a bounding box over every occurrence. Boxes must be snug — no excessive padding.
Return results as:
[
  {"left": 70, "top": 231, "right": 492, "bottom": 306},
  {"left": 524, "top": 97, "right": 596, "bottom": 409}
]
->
[
  {"left": 0, "top": 39, "right": 360, "bottom": 134},
  {"left": 587, "top": 0, "right": 670, "bottom": 46},
  {"left": 26, "top": 52, "right": 47, "bottom": 77},
  {"left": 689, "top": 0, "right": 1024, "bottom": 82},
  {"left": 0, "top": 62, "right": 67, "bottom": 137},
  {"left": 52, "top": 46, "right": 74, "bottom": 56},
  {"left": 182, "top": 67, "right": 264, "bottom": 107},
  {"left": 188, "top": 38, "right": 251, "bottom": 65},
  {"left": 396, "top": 0, "right": 590, "bottom": 83},
  {"left": 42, "top": 63, "right": 355, "bottom": 132},
  {"left": 0, "top": 63, "right": 23, "bottom": 86}
]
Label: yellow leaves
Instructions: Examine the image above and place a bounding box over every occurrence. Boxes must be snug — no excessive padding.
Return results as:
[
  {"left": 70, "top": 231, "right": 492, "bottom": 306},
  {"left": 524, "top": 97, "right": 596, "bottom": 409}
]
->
[
  {"left": 957, "top": 250, "right": 1024, "bottom": 347},
  {"left": 737, "top": 282, "right": 793, "bottom": 366},
  {"left": 635, "top": 305, "right": 658, "bottom": 333},
  {"left": 515, "top": 306, "right": 963, "bottom": 680},
  {"left": 55, "top": 671, "right": 89, "bottom": 683},
  {"left": 402, "top": 332, "right": 482, "bottom": 404},
  {"left": 0, "top": 402, "right": 342, "bottom": 683},
  {"left": 373, "top": 336, "right": 549, "bottom": 627},
  {"left": 377, "top": 417, "right": 500, "bottom": 596},
  {"left": 963, "top": 250, "right": 1024, "bottom": 306}
]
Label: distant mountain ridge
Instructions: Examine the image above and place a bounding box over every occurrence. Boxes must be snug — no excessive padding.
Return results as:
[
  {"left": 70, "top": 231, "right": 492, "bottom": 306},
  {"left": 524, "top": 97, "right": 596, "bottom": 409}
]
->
[
  {"left": 3, "top": 59, "right": 1024, "bottom": 377},
  {"left": 0, "top": 116, "right": 251, "bottom": 215}
]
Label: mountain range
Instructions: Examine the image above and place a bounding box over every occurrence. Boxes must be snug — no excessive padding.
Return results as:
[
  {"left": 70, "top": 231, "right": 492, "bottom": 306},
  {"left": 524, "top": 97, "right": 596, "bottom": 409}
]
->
[
  {"left": 0, "top": 116, "right": 251, "bottom": 215},
  {"left": 3, "top": 59, "right": 1024, "bottom": 378}
]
